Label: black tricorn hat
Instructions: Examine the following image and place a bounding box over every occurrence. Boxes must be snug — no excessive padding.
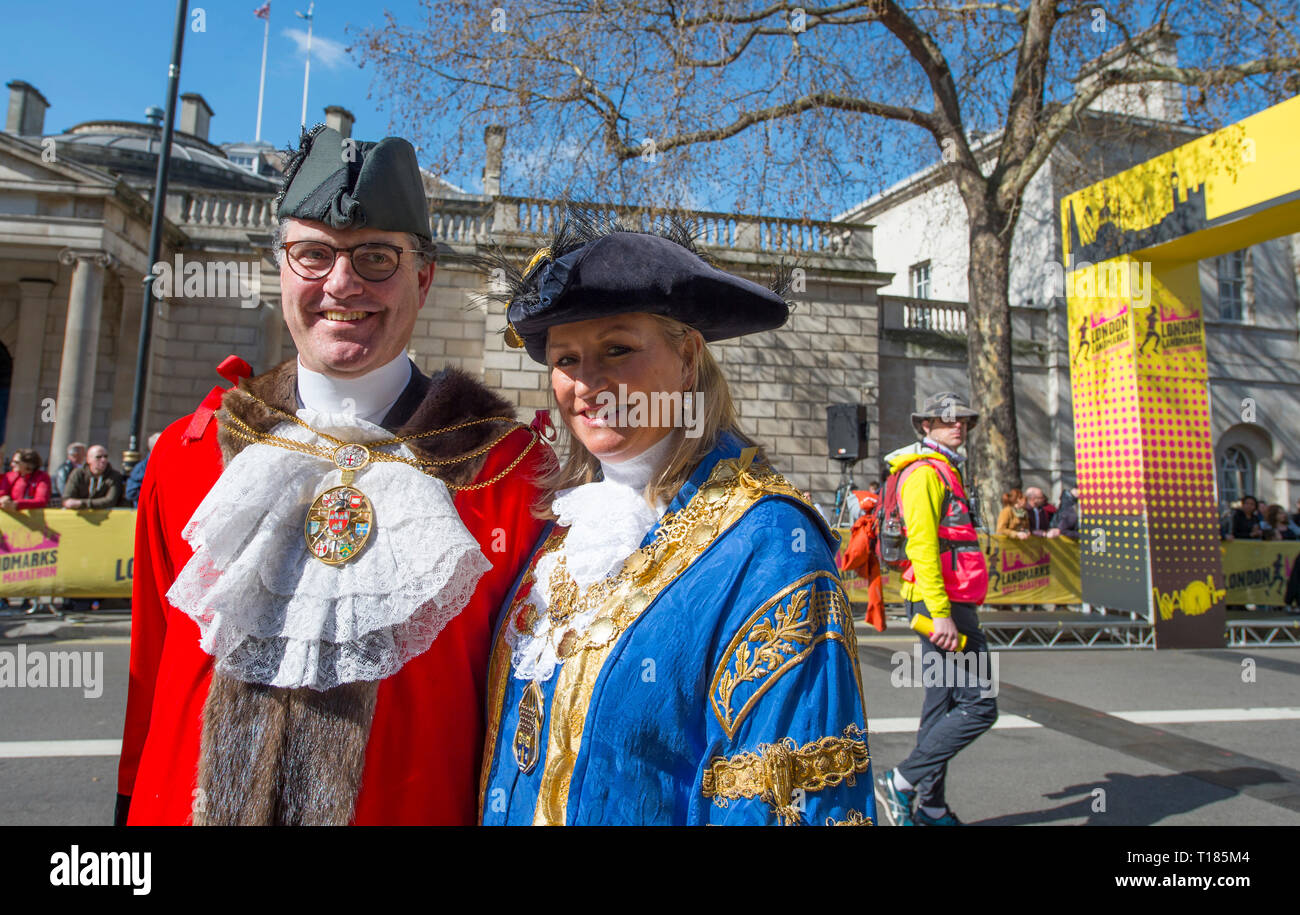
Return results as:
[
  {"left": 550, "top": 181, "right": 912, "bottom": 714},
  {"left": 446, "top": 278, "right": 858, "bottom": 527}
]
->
[
  {"left": 473, "top": 210, "right": 793, "bottom": 363},
  {"left": 276, "top": 125, "right": 431, "bottom": 239}
]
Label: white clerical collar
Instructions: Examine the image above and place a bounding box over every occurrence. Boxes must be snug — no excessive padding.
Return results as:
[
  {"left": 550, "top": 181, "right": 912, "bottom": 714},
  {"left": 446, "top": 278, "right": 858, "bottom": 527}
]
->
[
  {"left": 598, "top": 433, "right": 677, "bottom": 492},
  {"left": 296, "top": 353, "right": 412, "bottom": 425}
]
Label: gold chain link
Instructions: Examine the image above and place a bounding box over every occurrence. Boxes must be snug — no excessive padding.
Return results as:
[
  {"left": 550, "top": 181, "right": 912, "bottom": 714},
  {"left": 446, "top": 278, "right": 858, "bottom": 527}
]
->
[{"left": 217, "top": 401, "right": 540, "bottom": 492}]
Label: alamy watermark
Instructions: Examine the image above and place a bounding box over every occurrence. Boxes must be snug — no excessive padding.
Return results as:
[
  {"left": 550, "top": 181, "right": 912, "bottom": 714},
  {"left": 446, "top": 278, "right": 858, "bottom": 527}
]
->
[
  {"left": 1041, "top": 257, "right": 1153, "bottom": 308},
  {"left": 890, "top": 644, "right": 1000, "bottom": 698},
  {"left": 150, "top": 254, "right": 261, "bottom": 308},
  {"left": 590, "top": 384, "right": 704, "bottom": 438},
  {"left": 0, "top": 643, "right": 104, "bottom": 698},
  {"left": 50, "top": 846, "right": 151, "bottom": 895}
]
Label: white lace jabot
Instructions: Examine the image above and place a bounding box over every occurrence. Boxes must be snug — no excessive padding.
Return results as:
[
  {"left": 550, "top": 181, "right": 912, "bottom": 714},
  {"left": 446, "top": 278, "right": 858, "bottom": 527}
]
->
[
  {"left": 508, "top": 433, "right": 676, "bottom": 682},
  {"left": 167, "top": 408, "right": 490, "bottom": 691}
]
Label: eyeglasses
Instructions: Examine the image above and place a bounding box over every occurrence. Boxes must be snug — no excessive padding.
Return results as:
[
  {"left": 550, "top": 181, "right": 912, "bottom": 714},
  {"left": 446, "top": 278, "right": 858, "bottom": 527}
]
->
[{"left": 282, "top": 240, "right": 419, "bottom": 283}]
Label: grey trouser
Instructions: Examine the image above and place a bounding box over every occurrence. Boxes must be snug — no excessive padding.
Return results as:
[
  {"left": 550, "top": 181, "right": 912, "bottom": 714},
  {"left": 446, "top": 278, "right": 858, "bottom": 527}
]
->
[{"left": 897, "top": 599, "right": 998, "bottom": 808}]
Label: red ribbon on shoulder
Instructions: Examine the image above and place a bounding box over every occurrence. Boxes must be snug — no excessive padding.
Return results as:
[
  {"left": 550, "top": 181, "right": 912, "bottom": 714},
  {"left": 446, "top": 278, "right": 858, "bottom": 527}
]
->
[
  {"left": 181, "top": 355, "right": 253, "bottom": 444},
  {"left": 530, "top": 409, "right": 557, "bottom": 442}
]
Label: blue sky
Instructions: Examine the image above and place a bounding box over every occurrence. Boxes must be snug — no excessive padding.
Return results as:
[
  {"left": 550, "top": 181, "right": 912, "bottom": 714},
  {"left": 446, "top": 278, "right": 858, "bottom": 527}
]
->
[
  {"left": 7, "top": 1, "right": 410, "bottom": 162},
  {"left": 6, "top": 1, "right": 1285, "bottom": 215}
]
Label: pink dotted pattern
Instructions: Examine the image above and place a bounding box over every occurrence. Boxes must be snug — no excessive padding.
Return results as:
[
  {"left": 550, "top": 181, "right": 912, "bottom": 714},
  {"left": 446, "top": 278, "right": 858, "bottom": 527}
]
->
[{"left": 1069, "top": 296, "right": 1222, "bottom": 613}]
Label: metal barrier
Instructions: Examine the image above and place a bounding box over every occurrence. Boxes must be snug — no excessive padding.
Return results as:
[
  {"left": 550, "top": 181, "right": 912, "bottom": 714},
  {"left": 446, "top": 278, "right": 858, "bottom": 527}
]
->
[{"left": 970, "top": 616, "right": 1300, "bottom": 650}]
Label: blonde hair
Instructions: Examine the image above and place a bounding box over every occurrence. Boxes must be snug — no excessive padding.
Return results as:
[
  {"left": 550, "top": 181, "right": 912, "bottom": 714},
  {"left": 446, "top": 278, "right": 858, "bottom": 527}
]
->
[{"left": 533, "top": 313, "right": 760, "bottom": 518}]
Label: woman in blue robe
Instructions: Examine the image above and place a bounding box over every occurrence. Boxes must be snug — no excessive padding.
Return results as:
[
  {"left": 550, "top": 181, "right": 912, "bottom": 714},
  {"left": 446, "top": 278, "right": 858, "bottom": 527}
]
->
[{"left": 476, "top": 215, "right": 875, "bottom": 826}]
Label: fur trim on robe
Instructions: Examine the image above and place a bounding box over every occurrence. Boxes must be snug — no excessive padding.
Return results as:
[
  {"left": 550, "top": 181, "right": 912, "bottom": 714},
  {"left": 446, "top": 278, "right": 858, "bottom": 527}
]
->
[{"left": 194, "top": 358, "right": 516, "bottom": 826}]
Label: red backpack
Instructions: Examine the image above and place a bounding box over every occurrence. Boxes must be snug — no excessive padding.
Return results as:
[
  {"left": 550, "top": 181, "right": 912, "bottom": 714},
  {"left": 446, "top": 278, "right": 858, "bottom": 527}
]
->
[
  {"left": 838, "top": 490, "right": 885, "bottom": 632},
  {"left": 876, "top": 458, "right": 960, "bottom": 568},
  {"left": 876, "top": 467, "right": 915, "bottom": 569}
]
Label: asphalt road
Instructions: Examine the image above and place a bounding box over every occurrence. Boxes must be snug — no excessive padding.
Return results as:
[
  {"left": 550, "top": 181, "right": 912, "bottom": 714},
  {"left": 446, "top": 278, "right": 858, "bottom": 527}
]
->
[{"left": 1, "top": 613, "right": 1297, "bottom": 826}]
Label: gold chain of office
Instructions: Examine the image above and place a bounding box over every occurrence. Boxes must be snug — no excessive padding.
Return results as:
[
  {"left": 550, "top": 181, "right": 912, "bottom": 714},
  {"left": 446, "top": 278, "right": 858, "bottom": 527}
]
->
[{"left": 217, "top": 389, "right": 539, "bottom": 565}]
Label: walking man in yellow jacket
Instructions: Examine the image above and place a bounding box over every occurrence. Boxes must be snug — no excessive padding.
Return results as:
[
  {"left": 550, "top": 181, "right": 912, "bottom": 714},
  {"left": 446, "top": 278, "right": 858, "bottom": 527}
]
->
[{"left": 876, "top": 392, "right": 998, "bottom": 825}]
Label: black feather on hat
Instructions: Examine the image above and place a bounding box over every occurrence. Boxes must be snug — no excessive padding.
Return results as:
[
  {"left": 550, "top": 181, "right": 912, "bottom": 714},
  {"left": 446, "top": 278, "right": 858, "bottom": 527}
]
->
[{"left": 471, "top": 208, "right": 795, "bottom": 364}]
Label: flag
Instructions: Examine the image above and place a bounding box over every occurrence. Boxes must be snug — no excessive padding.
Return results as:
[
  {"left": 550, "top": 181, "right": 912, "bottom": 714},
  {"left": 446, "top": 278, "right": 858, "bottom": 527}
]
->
[{"left": 254, "top": 2, "right": 270, "bottom": 18}]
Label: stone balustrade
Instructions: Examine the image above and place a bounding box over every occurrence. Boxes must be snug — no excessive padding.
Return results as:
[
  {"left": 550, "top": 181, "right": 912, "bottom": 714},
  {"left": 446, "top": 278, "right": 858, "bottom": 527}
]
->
[
  {"left": 882, "top": 295, "right": 970, "bottom": 334},
  {"left": 170, "top": 190, "right": 874, "bottom": 263}
]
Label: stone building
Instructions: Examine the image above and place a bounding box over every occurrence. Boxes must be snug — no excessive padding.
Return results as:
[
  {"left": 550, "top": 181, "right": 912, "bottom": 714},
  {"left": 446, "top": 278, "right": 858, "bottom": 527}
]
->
[
  {"left": 0, "top": 80, "right": 881, "bottom": 507},
  {"left": 10, "top": 61, "right": 1288, "bottom": 515}
]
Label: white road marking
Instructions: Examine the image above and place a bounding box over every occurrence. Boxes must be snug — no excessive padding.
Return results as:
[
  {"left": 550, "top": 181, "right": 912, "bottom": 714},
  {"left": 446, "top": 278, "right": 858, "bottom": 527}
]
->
[
  {"left": 871, "top": 715, "right": 1041, "bottom": 733},
  {"left": 0, "top": 739, "right": 121, "bottom": 758},
  {"left": 869, "top": 707, "right": 1300, "bottom": 733},
  {"left": 2, "top": 710, "right": 1297, "bottom": 757},
  {"left": 1112, "top": 707, "right": 1300, "bottom": 724}
]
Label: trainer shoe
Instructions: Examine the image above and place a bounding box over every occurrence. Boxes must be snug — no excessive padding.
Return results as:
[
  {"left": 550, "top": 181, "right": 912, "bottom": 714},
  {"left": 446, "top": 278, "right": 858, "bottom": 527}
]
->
[
  {"left": 876, "top": 768, "right": 916, "bottom": 826},
  {"left": 914, "top": 807, "right": 964, "bottom": 826}
]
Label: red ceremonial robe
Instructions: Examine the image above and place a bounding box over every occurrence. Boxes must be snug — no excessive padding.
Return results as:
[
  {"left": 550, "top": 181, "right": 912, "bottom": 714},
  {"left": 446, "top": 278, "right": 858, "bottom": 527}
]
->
[{"left": 117, "top": 359, "right": 549, "bottom": 825}]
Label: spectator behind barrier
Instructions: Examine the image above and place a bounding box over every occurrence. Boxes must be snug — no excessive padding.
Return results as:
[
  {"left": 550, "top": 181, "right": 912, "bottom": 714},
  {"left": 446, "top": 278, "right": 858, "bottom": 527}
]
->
[
  {"left": 61, "top": 444, "right": 125, "bottom": 509},
  {"left": 51, "top": 441, "right": 86, "bottom": 499},
  {"left": 1262, "top": 504, "right": 1296, "bottom": 541},
  {"left": 1051, "top": 489, "right": 1079, "bottom": 538},
  {"left": 995, "top": 488, "right": 1031, "bottom": 539},
  {"left": 1023, "top": 486, "right": 1056, "bottom": 533},
  {"left": 125, "top": 432, "right": 162, "bottom": 508},
  {"left": 0, "top": 448, "right": 52, "bottom": 510},
  {"left": 1224, "top": 495, "right": 1262, "bottom": 540}
]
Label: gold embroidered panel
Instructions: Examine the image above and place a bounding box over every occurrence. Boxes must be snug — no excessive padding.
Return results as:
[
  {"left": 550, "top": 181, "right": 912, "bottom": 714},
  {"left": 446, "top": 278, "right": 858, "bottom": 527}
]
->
[
  {"left": 710, "top": 571, "right": 861, "bottom": 739},
  {"left": 700, "top": 724, "right": 871, "bottom": 825},
  {"left": 826, "top": 809, "right": 873, "bottom": 826},
  {"left": 478, "top": 528, "right": 567, "bottom": 822},
  {"left": 532, "top": 450, "right": 809, "bottom": 825}
]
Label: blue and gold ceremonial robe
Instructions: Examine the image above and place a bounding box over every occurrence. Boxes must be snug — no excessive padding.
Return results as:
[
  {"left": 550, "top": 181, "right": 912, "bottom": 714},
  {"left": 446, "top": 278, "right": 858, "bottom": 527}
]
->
[{"left": 479, "top": 433, "right": 875, "bottom": 825}]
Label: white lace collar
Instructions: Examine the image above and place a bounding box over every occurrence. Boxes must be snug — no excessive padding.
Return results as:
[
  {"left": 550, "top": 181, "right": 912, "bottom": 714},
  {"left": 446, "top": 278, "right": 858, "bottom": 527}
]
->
[
  {"left": 507, "top": 433, "right": 676, "bottom": 682},
  {"left": 168, "top": 408, "right": 490, "bottom": 690},
  {"left": 296, "top": 353, "right": 411, "bottom": 424}
]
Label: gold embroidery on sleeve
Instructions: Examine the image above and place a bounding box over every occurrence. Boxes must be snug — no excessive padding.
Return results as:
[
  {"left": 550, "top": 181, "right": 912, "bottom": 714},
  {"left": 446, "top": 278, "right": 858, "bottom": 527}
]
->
[
  {"left": 532, "top": 452, "right": 806, "bottom": 824},
  {"left": 700, "top": 724, "right": 871, "bottom": 825},
  {"left": 710, "top": 573, "right": 860, "bottom": 739},
  {"left": 478, "top": 528, "right": 566, "bottom": 822},
  {"left": 826, "top": 809, "right": 873, "bottom": 826}
]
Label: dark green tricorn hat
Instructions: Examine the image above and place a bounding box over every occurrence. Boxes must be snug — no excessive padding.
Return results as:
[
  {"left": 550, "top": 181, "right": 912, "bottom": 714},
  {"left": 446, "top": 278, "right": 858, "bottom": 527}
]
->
[
  {"left": 473, "top": 210, "right": 794, "bottom": 364},
  {"left": 276, "top": 125, "right": 431, "bottom": 239}
]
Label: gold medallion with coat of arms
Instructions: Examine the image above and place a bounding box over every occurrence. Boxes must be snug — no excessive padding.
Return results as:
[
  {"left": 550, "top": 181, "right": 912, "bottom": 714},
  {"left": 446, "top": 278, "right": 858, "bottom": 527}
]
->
[{"left": 304, "top": 443, "right": 375, "bottom": 565}]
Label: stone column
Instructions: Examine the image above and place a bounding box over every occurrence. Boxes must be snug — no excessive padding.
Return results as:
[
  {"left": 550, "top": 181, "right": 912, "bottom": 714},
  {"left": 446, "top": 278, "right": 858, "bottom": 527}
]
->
[
  {"left": 3, "top": 279, "right": 55, "bottom": 453},
  {"left": 49, "top": 249, "right": 114, "bottom": 464}
]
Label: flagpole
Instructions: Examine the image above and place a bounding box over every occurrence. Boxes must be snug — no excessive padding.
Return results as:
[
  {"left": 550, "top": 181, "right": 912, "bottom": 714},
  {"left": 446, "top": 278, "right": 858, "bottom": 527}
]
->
[
  {"left": 297, "top": 3, "right": 314, "bottom": 128},
  {"left": 125, "top": 0, "right": 189, "bottom": 472},
  {"left": 255, "top": 8, "right": 269, "bottom": 142}
]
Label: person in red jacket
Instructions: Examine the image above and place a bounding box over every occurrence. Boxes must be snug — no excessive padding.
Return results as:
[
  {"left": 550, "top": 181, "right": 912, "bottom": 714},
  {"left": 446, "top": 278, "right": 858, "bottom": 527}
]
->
[
  {"left": 116, "top": 125, "right": 550, "bottom": 826},
  {"left": 0, "top": 449, "right": 52, "bottom": 510}
]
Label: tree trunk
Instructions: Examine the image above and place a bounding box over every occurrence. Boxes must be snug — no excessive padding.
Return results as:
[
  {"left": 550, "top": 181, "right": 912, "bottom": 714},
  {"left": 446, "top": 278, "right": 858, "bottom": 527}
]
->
[{"left": 964, "top": 202, "right": 1022, "bottom": 526}]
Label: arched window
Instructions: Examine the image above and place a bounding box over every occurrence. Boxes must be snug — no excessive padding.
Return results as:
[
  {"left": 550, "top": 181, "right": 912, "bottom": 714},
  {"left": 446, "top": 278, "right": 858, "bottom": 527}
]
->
[{"left": 1219, "top": 446, "right": 1254, "bottom": 507}]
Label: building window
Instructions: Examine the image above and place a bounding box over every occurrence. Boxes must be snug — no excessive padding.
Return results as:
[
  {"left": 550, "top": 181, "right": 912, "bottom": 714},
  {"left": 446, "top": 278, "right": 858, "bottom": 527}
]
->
[
  {"left": 1217, "top": 250, "right": 1245, "bottom": 321},
  {"left": 1219, "top": 445, "right": 1254, "bottom": 507},
  {"left": 910, "top": 261, "right": 931, "bottom": 300},
  {"left": 230, "top": 154, "right": 256, "bottom": 172}
]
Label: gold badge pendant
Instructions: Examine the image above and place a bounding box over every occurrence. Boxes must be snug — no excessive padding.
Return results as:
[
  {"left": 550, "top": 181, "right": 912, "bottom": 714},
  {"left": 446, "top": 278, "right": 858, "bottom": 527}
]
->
[
  {"left": 304, "top": 444, "right": 375, "bottom": 565},
  {"left": 514, "top": 680, "right": 545, "bottom": 773}
]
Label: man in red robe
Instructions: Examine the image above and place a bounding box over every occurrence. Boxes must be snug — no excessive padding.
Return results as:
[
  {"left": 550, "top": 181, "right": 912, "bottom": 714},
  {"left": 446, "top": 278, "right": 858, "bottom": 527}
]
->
[{"left": 117, "top": 126, "right": 549, "bottom": 826}]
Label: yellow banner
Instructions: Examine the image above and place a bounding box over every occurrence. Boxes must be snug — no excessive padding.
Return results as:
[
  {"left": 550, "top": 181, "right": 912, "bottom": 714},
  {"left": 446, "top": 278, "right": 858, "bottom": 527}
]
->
[
  {"left": 1221, "top": 541, "right": 1300, "bottom": 607},
  {"left": 2, "top": 510, "right": 1293, "bottom": 606},
  {"left": 1060, "top": 95, "right": 1300, "bottom": 265},
  {"left": 837, "top": 532, "right": 1295, "bottom": 608},
  {"left": 0, "top": 509, "right": 135, "bottom": 598}
]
